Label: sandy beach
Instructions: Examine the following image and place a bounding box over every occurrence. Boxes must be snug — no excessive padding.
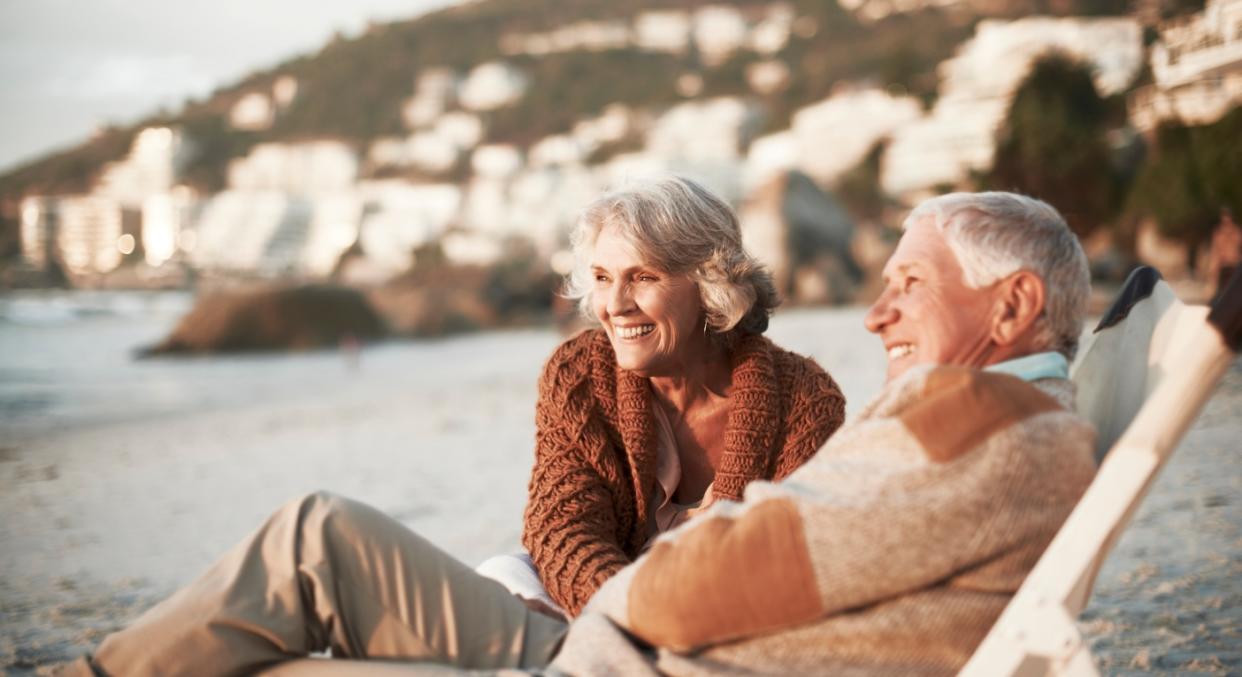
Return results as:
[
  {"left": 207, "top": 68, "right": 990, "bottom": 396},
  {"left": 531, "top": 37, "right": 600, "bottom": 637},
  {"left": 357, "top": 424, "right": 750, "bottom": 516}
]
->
[{"left": 1, "top": 291, "right": 1238, "bottom": 674}]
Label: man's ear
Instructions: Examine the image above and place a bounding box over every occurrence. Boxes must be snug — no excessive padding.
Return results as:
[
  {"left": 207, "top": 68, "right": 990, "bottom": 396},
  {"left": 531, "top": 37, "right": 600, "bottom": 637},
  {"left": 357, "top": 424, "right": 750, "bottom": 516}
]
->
[{"left": 990, "top": 270, "right": 1046, "bottom": 348}]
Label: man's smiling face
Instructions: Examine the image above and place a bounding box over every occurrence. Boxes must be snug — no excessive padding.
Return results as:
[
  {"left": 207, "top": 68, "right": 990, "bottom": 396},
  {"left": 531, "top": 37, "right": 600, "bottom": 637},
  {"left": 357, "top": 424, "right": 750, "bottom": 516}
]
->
[{"left": 864, "top": 217, "right": 1001, "bottom": 383}]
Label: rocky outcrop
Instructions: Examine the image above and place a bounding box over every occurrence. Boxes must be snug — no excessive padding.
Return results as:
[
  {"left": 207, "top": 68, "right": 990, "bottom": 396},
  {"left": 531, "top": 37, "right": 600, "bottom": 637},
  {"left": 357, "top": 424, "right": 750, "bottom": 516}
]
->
[
  {"left": 740, "top": 170, "right": 861, "bottom": 305},
  {"left": 141, "top": 284, "right": 386, "bottom": 355}
]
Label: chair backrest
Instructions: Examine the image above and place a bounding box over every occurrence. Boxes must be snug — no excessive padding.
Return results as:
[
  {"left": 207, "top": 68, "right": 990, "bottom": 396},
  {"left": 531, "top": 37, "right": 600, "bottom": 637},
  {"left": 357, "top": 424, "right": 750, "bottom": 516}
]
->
[
  {"left": 1070, "top": 267, "right": 1208, "bottom": 461},
  {"left": 961, "top": 265, "right": 1241, "bottom": 676}
]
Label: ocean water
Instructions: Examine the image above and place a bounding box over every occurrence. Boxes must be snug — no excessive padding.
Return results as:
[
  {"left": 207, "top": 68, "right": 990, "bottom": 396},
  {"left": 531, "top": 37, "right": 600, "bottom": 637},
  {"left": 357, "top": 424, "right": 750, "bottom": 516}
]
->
[{"left": 0, "top": 291, "right": 1237, "bottom": 673}]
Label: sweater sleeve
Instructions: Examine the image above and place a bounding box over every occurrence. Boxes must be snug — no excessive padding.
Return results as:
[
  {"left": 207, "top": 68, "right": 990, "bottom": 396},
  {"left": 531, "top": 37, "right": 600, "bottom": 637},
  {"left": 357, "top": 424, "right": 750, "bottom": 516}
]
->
[
  {"left": 522, "top": 336, "right": 632, "bottom": 616},
  {"left": 586, "top": 369, "right": 1096, "bottom": 651},
  {"left": 772, "top": 353, "right": 846, "bottom": 480}
]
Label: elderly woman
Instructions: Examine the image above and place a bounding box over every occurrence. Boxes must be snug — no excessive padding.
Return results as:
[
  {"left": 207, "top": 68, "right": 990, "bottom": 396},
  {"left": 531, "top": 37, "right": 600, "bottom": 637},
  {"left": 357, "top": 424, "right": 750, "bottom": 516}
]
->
[
  {"left": 59, "top": 176, "right": 843, "bottom": 676},
  {"left": 493, "top": 176, "right": 845, "bottom": 616}
]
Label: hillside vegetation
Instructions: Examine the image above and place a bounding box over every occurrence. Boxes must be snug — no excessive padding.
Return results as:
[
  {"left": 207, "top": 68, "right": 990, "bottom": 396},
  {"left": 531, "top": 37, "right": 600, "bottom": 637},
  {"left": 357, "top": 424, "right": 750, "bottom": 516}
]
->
[{"left": 0, "top": 0, "right": 1140, "bottom": 257}]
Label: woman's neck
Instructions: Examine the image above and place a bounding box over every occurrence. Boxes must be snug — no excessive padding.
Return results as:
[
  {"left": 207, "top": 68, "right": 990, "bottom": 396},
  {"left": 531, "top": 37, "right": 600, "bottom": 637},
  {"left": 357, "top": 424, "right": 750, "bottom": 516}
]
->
[{"left": 648, "top": 339, "right": 732, "bottom": 413}]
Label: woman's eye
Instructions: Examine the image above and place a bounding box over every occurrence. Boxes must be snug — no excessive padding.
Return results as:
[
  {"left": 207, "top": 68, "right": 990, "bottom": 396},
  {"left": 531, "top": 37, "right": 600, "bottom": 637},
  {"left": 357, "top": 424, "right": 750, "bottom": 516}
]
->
[
  {"left": 637, "top": 273, "right": 658, "bottom": 282},
  {"left": 594, "top": 274, "right": 610, "bottom": 284}
]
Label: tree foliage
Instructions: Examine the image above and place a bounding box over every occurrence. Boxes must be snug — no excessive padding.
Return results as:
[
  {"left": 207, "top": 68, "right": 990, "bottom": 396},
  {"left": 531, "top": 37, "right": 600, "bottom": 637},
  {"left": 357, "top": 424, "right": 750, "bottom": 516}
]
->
[
  {"left": 987, "top": 52, "right": 1119, "bottom": 237},
  {"left": 1127, "top": 107, "right": 1242, "bottom": 249}
]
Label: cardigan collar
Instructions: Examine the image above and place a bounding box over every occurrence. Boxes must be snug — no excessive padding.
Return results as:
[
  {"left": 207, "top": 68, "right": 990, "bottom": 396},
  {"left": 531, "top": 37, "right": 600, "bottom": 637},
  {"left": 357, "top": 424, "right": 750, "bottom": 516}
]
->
[{"left": 607, "top": 331, "right": 782, "bottom": 537}]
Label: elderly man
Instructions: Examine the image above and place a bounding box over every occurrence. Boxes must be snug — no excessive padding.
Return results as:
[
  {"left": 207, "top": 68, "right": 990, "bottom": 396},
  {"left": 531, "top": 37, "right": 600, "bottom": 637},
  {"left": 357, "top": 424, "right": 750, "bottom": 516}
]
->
[
  {"left": 62, "top": 191, "right": 1095, "bottom": 676},
  {"left": 545, "top": 191, "right": 1097, "bottom": 675}
]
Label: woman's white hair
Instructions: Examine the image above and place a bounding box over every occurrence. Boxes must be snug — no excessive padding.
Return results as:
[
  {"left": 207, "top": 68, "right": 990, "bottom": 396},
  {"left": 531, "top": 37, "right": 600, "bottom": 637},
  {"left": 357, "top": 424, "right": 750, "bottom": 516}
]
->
[
  {"left": 906, "top": 192, "right": 1091, "bottom": 359},
  {"left": 565, "top": 175, "right": 778, "bottom": 336}
]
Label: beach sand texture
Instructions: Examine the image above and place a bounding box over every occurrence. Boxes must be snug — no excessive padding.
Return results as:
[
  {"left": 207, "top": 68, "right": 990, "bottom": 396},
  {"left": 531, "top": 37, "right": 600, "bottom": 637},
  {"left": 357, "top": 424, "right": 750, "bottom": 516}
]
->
[{"left": 1, "top": 291, "right": 1238, "bottom": 674}]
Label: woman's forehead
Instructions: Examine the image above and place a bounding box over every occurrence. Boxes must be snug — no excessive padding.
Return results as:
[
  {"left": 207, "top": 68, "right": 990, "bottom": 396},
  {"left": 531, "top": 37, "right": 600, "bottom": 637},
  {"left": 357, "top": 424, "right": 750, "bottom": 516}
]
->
[{"left": 591, "top": 224, "right": 655, "bottom": 268}]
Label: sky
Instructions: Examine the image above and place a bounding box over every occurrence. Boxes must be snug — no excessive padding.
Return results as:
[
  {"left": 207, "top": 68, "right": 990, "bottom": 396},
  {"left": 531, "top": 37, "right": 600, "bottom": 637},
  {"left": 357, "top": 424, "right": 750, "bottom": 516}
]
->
[{"left": 0, "top": 0, "right": 462, "bottom": 173}]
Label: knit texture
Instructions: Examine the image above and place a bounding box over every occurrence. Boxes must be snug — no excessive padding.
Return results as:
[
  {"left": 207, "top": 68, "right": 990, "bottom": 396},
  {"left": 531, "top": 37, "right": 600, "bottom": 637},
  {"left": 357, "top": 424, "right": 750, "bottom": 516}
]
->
[
  {"left": 552, "top": 365, "right": 1098, "bottom": 676},
  {"left": 522, "top": 328, "right": 845, "bottom": 616}
]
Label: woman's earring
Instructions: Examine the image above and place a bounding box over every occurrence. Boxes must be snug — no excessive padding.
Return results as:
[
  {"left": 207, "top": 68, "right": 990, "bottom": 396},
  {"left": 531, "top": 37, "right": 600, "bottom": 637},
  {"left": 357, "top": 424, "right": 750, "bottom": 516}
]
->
[{"left": 703, "top": 318, "right": 709, "bottom": 336}]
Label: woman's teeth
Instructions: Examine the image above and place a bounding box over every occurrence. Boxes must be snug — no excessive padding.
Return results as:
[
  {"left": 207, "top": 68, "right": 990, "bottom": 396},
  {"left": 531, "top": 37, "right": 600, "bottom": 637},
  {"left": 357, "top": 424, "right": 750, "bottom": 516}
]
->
[
  {"left": 617, "top": 324, "right": 655, "bottom": 339},
  {"left": 888, "top": 344, "right": 914, "bottom": 359}
]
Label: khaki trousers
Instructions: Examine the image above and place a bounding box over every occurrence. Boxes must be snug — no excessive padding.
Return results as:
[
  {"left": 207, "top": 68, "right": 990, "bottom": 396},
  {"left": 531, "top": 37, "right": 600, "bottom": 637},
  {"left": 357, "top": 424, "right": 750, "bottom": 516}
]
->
[{"left": 76, "top": 492, "right": 568, "bottom": 676}]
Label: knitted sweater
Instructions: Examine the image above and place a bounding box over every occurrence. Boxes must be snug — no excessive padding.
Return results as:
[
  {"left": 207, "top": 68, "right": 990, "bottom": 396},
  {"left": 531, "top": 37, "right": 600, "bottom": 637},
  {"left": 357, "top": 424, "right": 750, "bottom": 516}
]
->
[
  {"left": 551, "top": 365, "right": 1097, "bottom": 676},
  {"left": 522, "top": 328, "right": 846, "bottom": 616}
]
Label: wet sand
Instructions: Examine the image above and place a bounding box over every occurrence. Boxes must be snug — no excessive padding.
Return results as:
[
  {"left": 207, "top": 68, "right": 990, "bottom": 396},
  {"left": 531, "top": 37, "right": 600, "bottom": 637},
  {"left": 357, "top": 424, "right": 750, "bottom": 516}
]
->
[{"left": 0, "top": 298, "right": 1238, "bottom": 674}]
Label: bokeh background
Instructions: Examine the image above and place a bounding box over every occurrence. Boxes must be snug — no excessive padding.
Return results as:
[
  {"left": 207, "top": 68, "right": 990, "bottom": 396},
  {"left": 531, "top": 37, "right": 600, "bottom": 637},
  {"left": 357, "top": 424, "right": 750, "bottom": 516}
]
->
[{"left": 1, "top": 0, "right": 1239, "bottom": 673}]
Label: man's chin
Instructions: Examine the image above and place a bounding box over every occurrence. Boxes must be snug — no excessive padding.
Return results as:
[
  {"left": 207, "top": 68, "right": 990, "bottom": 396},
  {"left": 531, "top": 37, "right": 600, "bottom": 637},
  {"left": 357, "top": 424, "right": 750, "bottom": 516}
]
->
[{"left": 885, "top": 361, "right": 916, "bottom": 383}]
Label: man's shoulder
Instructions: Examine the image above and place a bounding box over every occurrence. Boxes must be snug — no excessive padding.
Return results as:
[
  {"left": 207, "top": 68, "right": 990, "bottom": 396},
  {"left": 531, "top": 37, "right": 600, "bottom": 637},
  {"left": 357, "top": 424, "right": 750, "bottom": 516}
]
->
[{"left": 894, "top": 366, "right": 1081, "bottom": 463}]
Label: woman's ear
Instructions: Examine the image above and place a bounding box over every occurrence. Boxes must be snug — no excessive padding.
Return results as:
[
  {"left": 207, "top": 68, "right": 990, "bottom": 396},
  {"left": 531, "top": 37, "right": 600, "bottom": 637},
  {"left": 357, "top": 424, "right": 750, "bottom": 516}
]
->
[{"left": 989, "top": 270, "right": 1046, "bottom": 348}]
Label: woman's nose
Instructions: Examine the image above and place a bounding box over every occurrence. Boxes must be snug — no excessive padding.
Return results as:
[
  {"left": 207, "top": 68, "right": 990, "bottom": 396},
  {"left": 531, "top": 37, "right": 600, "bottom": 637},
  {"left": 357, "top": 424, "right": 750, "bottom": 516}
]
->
[
  {"left": 864, "top": 292, "right": 897, "bottom": 334},
  {"left": 606, "top": 282, "right": 634, "bottom": 315}
]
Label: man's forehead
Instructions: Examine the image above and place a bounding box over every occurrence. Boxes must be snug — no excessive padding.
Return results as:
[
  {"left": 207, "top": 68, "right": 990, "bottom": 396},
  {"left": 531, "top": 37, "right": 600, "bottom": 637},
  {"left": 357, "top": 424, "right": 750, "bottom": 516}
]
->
[{"left": 883, "top": 222, "right": 941, "bottom": 273}]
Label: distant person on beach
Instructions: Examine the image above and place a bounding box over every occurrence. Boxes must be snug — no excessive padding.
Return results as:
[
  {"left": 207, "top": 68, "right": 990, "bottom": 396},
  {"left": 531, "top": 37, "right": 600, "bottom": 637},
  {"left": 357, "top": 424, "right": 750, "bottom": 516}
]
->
[
  {"left": 476, "top": 176, "right": 845, "bottom": 618},
  {"left": 59, "top": 191, "right": 1097, "bottom": 676},
  {"left": 1207, "top": 207, "right": 1241, "bottom": 303}
]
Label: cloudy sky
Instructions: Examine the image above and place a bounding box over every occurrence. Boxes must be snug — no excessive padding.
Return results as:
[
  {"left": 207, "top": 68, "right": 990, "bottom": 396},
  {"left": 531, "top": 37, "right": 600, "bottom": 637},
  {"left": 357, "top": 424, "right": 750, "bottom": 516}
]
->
[{"left": 0, "top": 0, "right": 461, "bottom": 173}]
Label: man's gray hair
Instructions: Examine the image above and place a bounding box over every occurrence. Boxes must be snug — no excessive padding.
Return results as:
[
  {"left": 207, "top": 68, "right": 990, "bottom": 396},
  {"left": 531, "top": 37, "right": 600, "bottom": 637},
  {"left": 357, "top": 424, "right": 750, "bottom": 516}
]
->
[
  {"left": 566, "top": 175, "right": 778, "bottom": 336},
  {"left": 905, "top": 192, "right": 1090, "bottom": 359}
]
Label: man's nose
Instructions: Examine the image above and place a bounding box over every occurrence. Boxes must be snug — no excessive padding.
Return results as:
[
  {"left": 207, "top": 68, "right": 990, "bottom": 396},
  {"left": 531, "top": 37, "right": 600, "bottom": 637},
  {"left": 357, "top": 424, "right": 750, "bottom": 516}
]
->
[{"left": 864, "top": 292, "right": 896, "bottom": 334}]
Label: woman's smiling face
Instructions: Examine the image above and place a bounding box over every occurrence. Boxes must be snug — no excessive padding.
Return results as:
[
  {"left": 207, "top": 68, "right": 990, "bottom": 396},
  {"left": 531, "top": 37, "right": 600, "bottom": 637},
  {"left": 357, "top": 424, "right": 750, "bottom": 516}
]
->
[{"left": 590, "top": 224, "right": 705, "bottom": 377}]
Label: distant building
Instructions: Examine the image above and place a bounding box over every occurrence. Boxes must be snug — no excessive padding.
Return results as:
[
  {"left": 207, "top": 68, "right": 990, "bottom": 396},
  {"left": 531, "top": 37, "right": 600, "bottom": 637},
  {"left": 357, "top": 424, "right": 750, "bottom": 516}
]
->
[
  {"left": 403, "top": 68, "right": 459, "bottom": 130},
  {"left": 472, "top": 144, "right": 524, "bottom": 179},
  {"left": 749, "top": 4, "right": 795, "bottom": 55},
  {"left": 19, "top": 196, "right": 56, "bottom": 270},
  {"left": 1130, "top": 0, "right": 1242, "bottom": 131},
  {"left": 459, "top": 61, "right": 529, "bottom": 112},
  {"left": 191, "top": 190, "right": 307, "bottom": 274},
  {"left": 634, "top": 11, "right": 692, "bottom": 53},
  {"left": 141, "top": 187, "right": 198, "bottom": 268},
  {"left": 228, "top": 141, "right": 359, "bottom": 194},
  {"left": 96, "top": 127, "right": 191, "bottom": 210},
  {"left": 746, "top": 87, "right": 923, "bottom": 189},
  {"left": 273, "top": 75, "right": 299, "bottom": 109},
  {"left": 230, "top": 77, "right": 298, "bottom": 131},
  {"left": 20, "top": 195, "right": 132, "bottom": 276},
  {"left": 647, "top": 97, "right": 764, "bottom": 165},
  {"left": 693, "top": 6, "right": 749, "bottom": 66},
  {"left": 882, "top": 17, "right": 1144, "bottom": 201},
  {"left": 500, "top": 21, "right": 630, "bottom": 56},
  {"left": 230, "top": 92, "right": 276, "bottom": 131},
  {"left": 356, "top": 181, "right": 462, "bottom": 273}
]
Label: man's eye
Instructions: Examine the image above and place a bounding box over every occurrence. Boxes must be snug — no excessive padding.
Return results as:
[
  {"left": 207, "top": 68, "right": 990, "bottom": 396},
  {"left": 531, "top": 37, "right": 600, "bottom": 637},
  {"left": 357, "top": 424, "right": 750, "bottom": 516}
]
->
[{"left": 903, "top": 277, "right": 919, "bottom": 292}]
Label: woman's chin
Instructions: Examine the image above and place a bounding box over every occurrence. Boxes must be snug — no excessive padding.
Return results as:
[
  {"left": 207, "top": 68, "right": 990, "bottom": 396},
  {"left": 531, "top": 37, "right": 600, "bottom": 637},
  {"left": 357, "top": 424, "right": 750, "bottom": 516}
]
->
[{"left": 613, "top": 346, "right": 664, "bottom": 375}]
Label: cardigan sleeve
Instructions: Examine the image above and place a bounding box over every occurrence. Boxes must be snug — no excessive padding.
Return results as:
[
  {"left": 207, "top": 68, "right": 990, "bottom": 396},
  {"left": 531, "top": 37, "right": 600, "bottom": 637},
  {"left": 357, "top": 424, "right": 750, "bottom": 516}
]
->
[
  {"left": 771, "top": 351, "right": 846, "bottom": 479},
  {"left": 522, "top": 336, "right": 632, "bottom": 616}
]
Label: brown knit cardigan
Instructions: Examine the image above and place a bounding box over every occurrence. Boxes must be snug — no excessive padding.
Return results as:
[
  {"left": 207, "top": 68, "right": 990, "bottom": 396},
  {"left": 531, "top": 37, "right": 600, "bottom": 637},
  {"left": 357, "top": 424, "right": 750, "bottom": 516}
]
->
[{"left": 522, "top": 328, "right": 846, "bottom": 616}]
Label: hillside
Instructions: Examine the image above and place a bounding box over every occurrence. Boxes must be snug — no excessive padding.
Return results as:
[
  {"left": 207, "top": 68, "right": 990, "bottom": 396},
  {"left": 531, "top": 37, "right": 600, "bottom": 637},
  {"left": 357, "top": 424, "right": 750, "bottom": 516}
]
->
[{"left": 0, "top": 0, "right": 1140, "bottom": 257}]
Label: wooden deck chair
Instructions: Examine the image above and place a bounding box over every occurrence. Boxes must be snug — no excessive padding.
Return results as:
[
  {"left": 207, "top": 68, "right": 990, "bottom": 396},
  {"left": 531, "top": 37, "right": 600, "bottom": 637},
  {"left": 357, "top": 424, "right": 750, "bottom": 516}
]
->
[{"left": 959, "top": 265, "right": 1242, "bottom": 677}]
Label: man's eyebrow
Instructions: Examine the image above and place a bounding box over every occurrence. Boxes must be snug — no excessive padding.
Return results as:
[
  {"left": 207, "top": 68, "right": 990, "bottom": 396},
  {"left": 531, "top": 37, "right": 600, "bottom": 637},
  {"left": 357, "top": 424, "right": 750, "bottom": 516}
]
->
[
  {"left": 892, "top": 262, "right": 918, "bottom": 275},
  {"left": 883, "top": 261, "right": 921, "bottom": 282}
]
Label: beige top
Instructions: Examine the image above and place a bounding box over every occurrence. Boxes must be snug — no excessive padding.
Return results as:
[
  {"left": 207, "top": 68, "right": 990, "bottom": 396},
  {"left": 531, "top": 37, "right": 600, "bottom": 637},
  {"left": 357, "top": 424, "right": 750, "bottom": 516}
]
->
[{"left": 646, "top": 399, "right": 721, "bottom": 540}]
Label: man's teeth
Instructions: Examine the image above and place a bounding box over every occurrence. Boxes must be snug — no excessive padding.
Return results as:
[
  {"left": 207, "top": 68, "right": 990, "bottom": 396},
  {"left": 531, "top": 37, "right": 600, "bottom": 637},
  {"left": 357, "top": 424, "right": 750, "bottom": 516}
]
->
[
  {"left": 617, "top": 324, "right": 655, "bottom": 339},
  {"left": 887, "top": 344, "right": 914, "bottom": 359}
]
